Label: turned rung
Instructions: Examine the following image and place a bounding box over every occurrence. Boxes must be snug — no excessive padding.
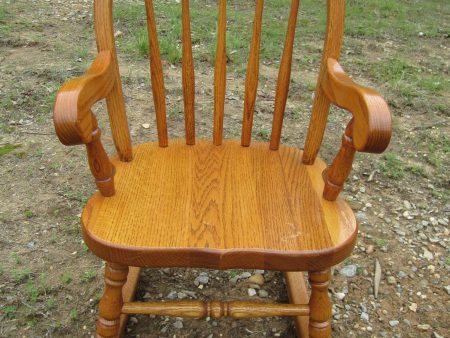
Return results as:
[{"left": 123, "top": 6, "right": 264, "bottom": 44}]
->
[{"left": 122, "top": 300, "right": 309, "bottom": 319}]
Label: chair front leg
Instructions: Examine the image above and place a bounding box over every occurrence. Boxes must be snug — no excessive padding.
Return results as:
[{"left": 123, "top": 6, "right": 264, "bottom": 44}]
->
[
  {"left": 96, "top": 263, "right": 129, "bottom": 338},
  {"left": 308, "top": 269, "right": 332, "bottom": 338}
]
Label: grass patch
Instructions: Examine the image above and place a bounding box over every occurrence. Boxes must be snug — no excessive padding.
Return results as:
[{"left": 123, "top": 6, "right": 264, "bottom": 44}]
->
[
  {"left": 380, "top": 152, "right": 405, "bottom": 179},
  {"left": 2, "top": 305, "right": 17, "bottom": 319},
  {"left": 0, "top": 144, "right": 21, "bottom": 157},
  {"left": 60, "top": 272, "right": 73, "bottom": 285},
  {"left": 80, "top": 270, "right": 96, "bottom": 283}
]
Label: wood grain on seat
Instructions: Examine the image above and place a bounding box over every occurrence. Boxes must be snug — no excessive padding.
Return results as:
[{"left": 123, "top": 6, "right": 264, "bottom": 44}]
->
[{"left": 81, "top": 140, "right": 357, "bottom": 271}]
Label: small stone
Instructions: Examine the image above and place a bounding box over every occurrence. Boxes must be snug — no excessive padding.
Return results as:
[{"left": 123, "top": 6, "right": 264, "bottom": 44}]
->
[
  {"left": 142, "top": 123, "right": 150, "bottom": 129},
  {"left": 409, "top": 303, "right": 417, "bottom": 312},
  {"left": 445, "top": 285, "right": 450, "bottom": 295},
  {"left": 356, "top": 211, "right": 368, "bottom": 223},
  {"left": 403, "top": 200, "right": 412, "bottom": 209},
  {"left": 366, "top": 245, "right": 374, "bottom": 254},
  {"left": 173, "top": 320, "right": 183, "bottom": 329},
  {"left": 167, "top": 291, "right": 178, "bottom": 299},
  {"left": 433, "top": 332, "right": 444, "bottom": 338},
  {"left": 417, "top": 324, "right": 430, "bottom": 331},
  {"left": 389, "top": 320, "right": 399, "bottom": 327},
  {"left": 387, "top": 276, "right": 396, "bottom": 285},
  {"left": 248, "top": 274, "right": 265, "bottom": 285},
  {"left": 258, "top": 289, "right": 269, "bottom": 298},
  {"left": 427, "top": 265, "right": 435, "bottom": 273},
  {"left": 247, "top": 288, "right": 257, "bottom": 297},
  {"left": 361, "top": 312, "right": 369, "bottom": 321},
  {"left": 239, "top": 272, "right": 252, "bottom": 279},
  {"left": 398, "top": 271, "right": 407, "bottom": 279},
  {"left": 423, "top": 248, "right": 433, "bottom": 260},
  {"left": 334, "top": 292, "right": 345, "bottom": 300},
  {"left": 340, "top": 265, "right": 357, "bottom": 278},
  {"left": 129, "top": 317, "right": 138, "bottom": 324},
  {"left": 195, "top": 273, "right": 209, "bottom": 285}
]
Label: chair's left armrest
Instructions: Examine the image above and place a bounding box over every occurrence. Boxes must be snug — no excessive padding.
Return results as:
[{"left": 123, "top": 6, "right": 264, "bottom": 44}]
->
[
  {"left": 320, "top": 59, "right": 392, "bottom": 201},
  {"left": 53, "top": 51, "right": 115, "bottom": 146},
  {"left": 53, "top": 51, "right": 116, "bottom": 197}
]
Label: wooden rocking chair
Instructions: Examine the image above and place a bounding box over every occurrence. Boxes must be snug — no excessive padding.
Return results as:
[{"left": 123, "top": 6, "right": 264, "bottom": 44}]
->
[{"left": 53, "top": 0, "right": 391, "bottom": 337}]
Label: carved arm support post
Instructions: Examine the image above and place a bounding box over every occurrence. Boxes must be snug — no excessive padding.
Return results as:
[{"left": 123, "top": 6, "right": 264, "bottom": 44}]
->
[
  {"left": 320, "top": 58, "right": 392, "bottom": 201},
  {"left": 53, "top": 51, "right": 116, "bottom": 197}
]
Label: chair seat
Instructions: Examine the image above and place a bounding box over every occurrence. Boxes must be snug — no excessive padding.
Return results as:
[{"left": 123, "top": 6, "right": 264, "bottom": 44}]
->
[{"left": 81, "top": 139, "right": 357, "bottom": 271}]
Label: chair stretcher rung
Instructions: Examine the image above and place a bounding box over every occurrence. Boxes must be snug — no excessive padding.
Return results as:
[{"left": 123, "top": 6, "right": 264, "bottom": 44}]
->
[{"left": 122, "top": 300, "right": 309, "bottom": 318}]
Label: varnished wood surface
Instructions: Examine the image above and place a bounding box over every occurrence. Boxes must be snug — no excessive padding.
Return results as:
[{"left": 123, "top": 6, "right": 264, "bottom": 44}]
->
[
  {"left": 302, "top": 0, "right": 346, "bottom": 164},
  {"left": 181, "top": 0, "right": 196, "bottom": 145},
  {"left": 94, "top": 0, "right": 133, "bottom": 161},
  {"left": 321, "top": 58, "right": 391, "bottom": 153},
  {"left": 53, "top": 51, "right": 115, "bottom": 146},
  {"left": 81, "top": 140, "right": 357, "bottom": 271},
  {"left": 122, "top": 300, "right": 309, "bottom": 318},
  {"left": 241, "top": 0, "right": 264, "bottom": 147},
  {"left": 285, "top": 272, "right": 309, "bottom": 337},
  {"left": 213, "top": 0, "right": 227, "bottom": 145},
  {"left": 323, "top": 119, "right": 356, "bottom": 201},
  {"left": 118, "top": 267, "right": 141, "bottom": 337},
  {"left": 308, "top": 270, "right": 332, "bottom": 338},
  {"left": 145, "top": 0, "right": 169, "bottom": 147},
  {"left": 270, "top": 0, "right": 300, "bottom": 150}
]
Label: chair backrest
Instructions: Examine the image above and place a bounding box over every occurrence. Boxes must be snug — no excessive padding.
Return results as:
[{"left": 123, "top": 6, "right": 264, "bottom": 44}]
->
[{"left": 94, "top": 0, "right": 346, "bottom": 164}]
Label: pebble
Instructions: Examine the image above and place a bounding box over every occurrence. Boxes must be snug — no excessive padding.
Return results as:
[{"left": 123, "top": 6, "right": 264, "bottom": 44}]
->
[
  {"left": 334, "top": 292, "right": 346, "bottom": 300},
  {"left": 389, "top": 320, "right": 399, "bottom": 327},
  {"left": 403, "top": 200, "right": 412, "bottom": 209},
  {"left": 387, "top": 276, "right": 396, "bottom": 285},
  {"left": 195, "top": 273, "right": 209, "bottom": 285},
  {"left": 247, "top": 288, "right": 257, "bottom": 297},
  {"left": 445, "top": 285, "right": 450, "bottom": 295},
  {"left": 340, "top": 265, "right": 357, "bottom": 278},
  {"left": 360, "top": 312, "right": 369, "bottom": 321},
  {"left": 417, "top": 324, "right": 431, "bottom": 331},
  {"left": 248, "top": 274, "right": 265, "bottom": 285},
  {"left": 258, "top": 289, "right": 269, "bottom": 298},
  {"left": 423, "top": 248, "right": 434, "bottom": 260},
  {"left": 356, "top": 211, "right": 368, "bottom": 223},
  {"left": 366, "top": 245, "right": 374, "bottom": 254},
  {"left": 173, "top": 320, "right": 183, "bottom": 329},
  {"left": 398, "top": 271, "right": 407, "bottom": 279},
  {"left": 142, "top": 123, "right": 150, "bottom": 129},
  {"left": 433, "top": 333, "right": 444, "bottom": 338},
  {"left": 409, "top": 303, "right": 418, "bottom": 312}
]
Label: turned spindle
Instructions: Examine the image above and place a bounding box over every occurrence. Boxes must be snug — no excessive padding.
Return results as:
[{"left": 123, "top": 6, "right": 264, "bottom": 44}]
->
[
  {"left": 308, "top": 269, "right": 332, "bottom": 338},
  {"left": 96, "top": 263, "right": 128, "bottom": 338},
  {"left": 85, "top": 113, "right": 115, "bottom": 197},
  {"left": 323, "top": 119, "right": 356, "bottom": 201}
]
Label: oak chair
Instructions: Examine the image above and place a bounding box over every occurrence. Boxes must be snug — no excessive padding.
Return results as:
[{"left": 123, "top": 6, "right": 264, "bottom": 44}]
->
[{"left": 53, "top": 0, "right": 392, "bottom": 337}]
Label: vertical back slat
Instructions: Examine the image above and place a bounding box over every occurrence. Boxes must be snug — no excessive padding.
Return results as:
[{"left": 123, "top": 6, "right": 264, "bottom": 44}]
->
[
  {"left": 213, "top": 0, "right": 227, "bottom": 146},
  {"left": 182, "top": 0, "right": 196, "bottom": 145},
  {"left": 241, "top": 0, "right": 264, "bottom": 147},
  {"left": 94, "top": 0, "right": 133, "bottom": 161},
  {"left": 302, "top": 0, "right": 345, "bottom": 164},
  {"left": 269, "top": 0, "right": 300, "bottom": 150},
  {"left": 145, "top": 0, "right": 168, "bottom": 147}
]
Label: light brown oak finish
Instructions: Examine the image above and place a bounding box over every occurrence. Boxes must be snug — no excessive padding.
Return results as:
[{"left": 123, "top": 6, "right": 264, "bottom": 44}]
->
[
  {"left": 118, "top": 267, "right": 141, "bottom": 337},
  {"left": 270, "top": 0, "right": 300, "bottom": 150},
  {"left": 94, "top": 1, "right": 132, "bottom": 161},
  {"left": 285, "top": 272, "right": 310, "bottom": 337},
  {"left": 81, "top": 140, "right": 357, "bottom": 271},
  {"left": 97, "top": 263, "right": 128, "bottom": 338},
  {"left": 302, "top": 0, "right": 345, "bottom": 164},
  {"left": 322, "top": 119, "right": 356, "bottom": 201},
  {"left": 321, "top": 59, "right": 391, "bottom": 153},
  {"left": 182, "top": 0, "right": 196, "bottom": 145},
  {"left": 308, "top": 270, "right": 332, "bottom": 338},
  {"left": 241, "top": 0, "right": 264, "bottom": 146},
  {"left": 122, "top": 300, "right": 309, "bottom": 318},
  {"left": 145, "top": 0, "right": 168, "bottom": 147},
  {"left": 213, "top": 0, "right": 227, "bottom": 145},
  {"left": 53, "top": 1, "right": 393, "bottom": 337}
]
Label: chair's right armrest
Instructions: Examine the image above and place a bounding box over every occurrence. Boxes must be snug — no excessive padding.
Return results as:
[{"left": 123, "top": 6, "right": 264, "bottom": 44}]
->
[{"left": 53, "top": 51, "right": 115, "bottom": 146}]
